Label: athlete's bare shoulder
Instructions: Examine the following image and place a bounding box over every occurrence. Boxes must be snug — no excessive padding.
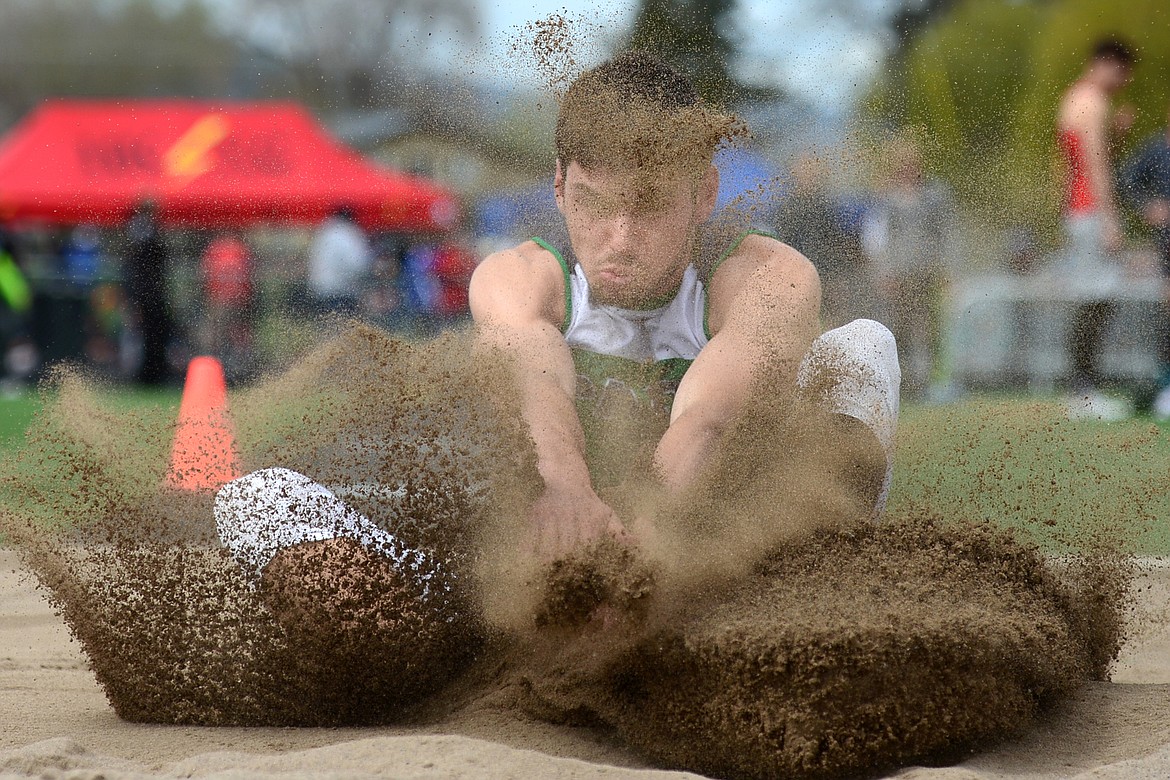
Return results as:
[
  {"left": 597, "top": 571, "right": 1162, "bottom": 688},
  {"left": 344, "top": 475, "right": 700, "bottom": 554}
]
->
[
  {"left": 723, "top": 232, "right": 814, "bottom": 272},
  {"left": 706, "top": 233, "right": 819, "bottom": 336},
  {"left": 469, "top": 239, "right": 566, "bottom": 327},
  {"left": 1059, "top": 80, "right": 1108, "bottom": 131}
]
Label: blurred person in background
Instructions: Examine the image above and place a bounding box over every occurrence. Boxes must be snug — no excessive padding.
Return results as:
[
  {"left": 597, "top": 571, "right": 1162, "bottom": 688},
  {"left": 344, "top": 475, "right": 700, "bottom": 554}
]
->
[
  {"left": 432, "top": 239, "right": 477, "bottom": 327},
  {"left": 199, "top": 230, "right": 255, "bottom": 377},
  {"left": 772, "top": 150, "right": 867, "bottom": 327},
  {"left": 123, "top": 200, "right": 175, "bottom": 385},
  {"left": 860, "top": 137, "right": 956, "bottom": 401},
  {"left": 307, "top": 206, "right": 372, "bottom": 316},
  {"left": 1121, "top": 101, "right": 1170, "bottom": 417},
  {"left": 0, "top": 226, "right": 36, "bottom": 390},
  {"left": 53, "top": 224, "right": 106, "bottom": 374},
  {"left": 398, "top": 243, "right": 442, "bottom": 336},
  {"left": 62, "top": 225, "right": 102, "bottom": 288},
  {"left": 1056, "top": 37, "right": 1135, "bottom": 402},
  {"left": 362, "top": 235, "right": 406, "bottom": 330}
]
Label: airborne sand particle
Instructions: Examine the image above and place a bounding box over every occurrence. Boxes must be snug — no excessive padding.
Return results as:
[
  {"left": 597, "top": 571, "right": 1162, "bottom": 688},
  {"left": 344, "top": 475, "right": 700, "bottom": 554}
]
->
[
  {"left": 0, "top": 322, "right": 1135, "bottom": 777},
  {"left": 0, "top": 12, "right": 1149, "bottom": 780}
]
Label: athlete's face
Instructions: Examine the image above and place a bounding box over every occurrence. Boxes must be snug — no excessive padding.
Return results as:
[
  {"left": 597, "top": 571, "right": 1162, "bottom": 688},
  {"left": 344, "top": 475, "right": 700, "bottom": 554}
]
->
[
  {"left": 555, "top": 159, "right": 718, "bottom": 309},
  {"left": 1092, "top": 59, "right": 1132, "bottom": 93}
]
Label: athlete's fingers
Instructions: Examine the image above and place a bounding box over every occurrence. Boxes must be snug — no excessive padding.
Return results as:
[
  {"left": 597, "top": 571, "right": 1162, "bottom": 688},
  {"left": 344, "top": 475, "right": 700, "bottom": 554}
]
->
[{"left": 628, "top": 514, "right": 659, "bottom": 549}]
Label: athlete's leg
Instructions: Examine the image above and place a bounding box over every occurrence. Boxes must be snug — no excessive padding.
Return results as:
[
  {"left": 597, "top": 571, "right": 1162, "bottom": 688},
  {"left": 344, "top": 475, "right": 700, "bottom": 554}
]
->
[
  {"left": 215, "top": 467, "right": 455, "bottom": 634},
  {"left": 216, "top": 468, "right": 473, "bottom": 719},
  {"left": 797, "top": 319, "right": 901, "bottom": 517}
]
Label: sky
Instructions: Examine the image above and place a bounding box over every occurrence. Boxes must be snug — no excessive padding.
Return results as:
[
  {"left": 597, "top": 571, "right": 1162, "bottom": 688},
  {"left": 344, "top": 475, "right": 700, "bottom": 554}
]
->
[
  {"left": 198, "top": 0, "right": 897, "bottom": 118},
  {"left": 469, "top": 0, "right": 896, "bottom": 115}
]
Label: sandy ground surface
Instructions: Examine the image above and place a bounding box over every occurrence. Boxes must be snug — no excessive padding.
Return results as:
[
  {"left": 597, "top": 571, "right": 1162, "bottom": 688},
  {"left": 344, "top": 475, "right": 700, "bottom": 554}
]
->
[{"left": 2, "top": 549, "right": 1168, "bottom": 780}]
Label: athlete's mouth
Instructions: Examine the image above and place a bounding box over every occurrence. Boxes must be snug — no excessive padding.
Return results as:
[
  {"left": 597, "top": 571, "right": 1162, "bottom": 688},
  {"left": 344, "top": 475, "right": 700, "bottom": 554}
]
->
[{"left": 598, "top": 267, "right": 631, "bottom": 283}]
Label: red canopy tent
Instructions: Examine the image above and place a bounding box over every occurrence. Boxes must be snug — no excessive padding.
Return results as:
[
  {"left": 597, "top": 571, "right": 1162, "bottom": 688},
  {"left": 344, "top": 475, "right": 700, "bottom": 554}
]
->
[{"left": 0, "top": 100, "right": 458, "bottom": 232}]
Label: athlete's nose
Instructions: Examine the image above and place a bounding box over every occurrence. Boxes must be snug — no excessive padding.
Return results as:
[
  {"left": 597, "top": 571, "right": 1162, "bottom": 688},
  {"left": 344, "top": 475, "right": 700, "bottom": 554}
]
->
[{"left": 607, "top": 211, "right": 637, "bottom": 253}]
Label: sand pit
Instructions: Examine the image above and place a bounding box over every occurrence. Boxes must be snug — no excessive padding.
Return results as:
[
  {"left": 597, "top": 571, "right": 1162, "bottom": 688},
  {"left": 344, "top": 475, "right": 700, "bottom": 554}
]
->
[
  {"left": 0, "top": 327, "right": 1165, "bottom": 779},
  {"left": 2, "top": 550, "right": 1170, "bottom": 780}
]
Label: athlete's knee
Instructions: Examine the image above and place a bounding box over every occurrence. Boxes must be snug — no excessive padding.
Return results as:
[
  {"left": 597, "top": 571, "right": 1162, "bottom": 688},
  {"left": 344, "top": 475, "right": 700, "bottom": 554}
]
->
[
  {"left": 851, "top": 318, "right": 897, "bottom": 352},
  {"left": 819, "top": 319, "right": 899, "bottom": 369},
  {"left": 215, "top": 467, "right": 346, "bottom": 576},
  {"left": 215, "top": 468, "right": 316, "bottom": 525}
]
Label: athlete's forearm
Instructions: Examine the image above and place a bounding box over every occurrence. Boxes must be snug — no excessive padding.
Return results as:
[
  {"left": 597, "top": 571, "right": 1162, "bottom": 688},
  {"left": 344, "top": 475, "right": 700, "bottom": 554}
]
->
[
  {"left": 653, "top": 406, "right": 730, "bottom": 492},
  {"left": 522, "top": 373, "right": 594, "bottom": 491},
  {"left": 468, "top": 254, "right": 599, "bottom": 499},
  {"left": 478, "top": 324, "right": 594, "bottom": 493}
]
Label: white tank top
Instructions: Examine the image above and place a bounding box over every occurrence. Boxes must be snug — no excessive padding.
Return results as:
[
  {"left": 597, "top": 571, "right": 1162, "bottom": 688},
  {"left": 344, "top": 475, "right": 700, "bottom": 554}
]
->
[
  {"left": 529, "top": 228, "right": 765, "bottom": 392},
  {"left": 563, "top": 262, "right": 709, "bottom": 362}
]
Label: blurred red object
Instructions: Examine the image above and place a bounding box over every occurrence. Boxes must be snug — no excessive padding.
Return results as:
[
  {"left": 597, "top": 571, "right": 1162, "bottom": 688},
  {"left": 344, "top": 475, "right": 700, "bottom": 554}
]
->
[
  {"left": 202, "top": 235, "right": 252, "bottom": 306},
  {"left": 432, "top": 242, "right": 477, "bottom": 316},
  {"left": 0, "top": 100, "right": 458, "bottom": 232}
]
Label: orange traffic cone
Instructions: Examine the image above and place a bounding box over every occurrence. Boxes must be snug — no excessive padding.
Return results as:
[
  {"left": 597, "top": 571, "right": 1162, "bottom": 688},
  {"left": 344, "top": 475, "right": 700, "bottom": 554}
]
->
[{"left": 165, "top": 356, "right": 242, "bottom": 492}]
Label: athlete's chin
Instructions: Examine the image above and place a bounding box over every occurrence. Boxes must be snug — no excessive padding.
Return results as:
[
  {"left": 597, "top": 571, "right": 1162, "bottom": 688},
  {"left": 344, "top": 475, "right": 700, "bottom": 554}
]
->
[{"left": 592, "top": 285, "right": 650, "bottom": 308}]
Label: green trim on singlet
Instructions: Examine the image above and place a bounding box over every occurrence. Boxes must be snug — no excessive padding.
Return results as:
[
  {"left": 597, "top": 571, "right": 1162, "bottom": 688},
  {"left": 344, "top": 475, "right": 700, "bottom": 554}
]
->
[
  {"left": 572, "top": 350, "right": 692, "bottom": 397},
  {"left": 702, "top": 229, "right": 779, "bottom": 341},
  {"left": 531, "top": 236, "right": 573, "bottom": 333}
]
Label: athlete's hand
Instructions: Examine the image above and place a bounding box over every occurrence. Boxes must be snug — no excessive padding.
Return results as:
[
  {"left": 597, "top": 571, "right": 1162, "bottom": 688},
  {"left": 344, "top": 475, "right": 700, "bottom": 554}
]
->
[{"left": 528, "top": 482, "right": 630, "bottom": 562}]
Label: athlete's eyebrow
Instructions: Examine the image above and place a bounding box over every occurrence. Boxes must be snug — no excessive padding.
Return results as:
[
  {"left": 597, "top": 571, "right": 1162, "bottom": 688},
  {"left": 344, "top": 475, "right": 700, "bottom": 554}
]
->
[
  {"left": 571, "top": 182, "right": 618, "bottom": 211},
  {"left": 571, "top": 180, "right": 605, "bottom": 198}
]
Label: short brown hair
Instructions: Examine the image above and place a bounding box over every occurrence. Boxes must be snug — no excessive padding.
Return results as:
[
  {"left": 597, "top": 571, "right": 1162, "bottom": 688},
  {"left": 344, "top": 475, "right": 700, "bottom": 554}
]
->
[
  {"left": 555, "top": 51, "right": 743, "bottom": 173},
  {"left": 1092, "top": 37, "right": 1136, "bottom": 67}
]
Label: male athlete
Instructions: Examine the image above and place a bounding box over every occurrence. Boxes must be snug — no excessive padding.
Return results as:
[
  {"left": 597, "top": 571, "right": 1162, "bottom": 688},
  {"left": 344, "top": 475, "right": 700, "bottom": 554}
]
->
[
  {"left": 1056, "top": 38, "right": 1135, "bottom": 397},
  {"left": 467, "top": 52, "right": 898, "bottom": 561},
  {"left": 214, "top": 52, "right": 899, "bottom": 654}
]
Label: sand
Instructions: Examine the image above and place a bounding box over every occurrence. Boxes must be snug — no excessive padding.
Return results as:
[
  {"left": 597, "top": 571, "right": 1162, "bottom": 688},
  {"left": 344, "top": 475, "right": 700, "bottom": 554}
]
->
[
  {"left": 0, "top": 326, "right": 1162, "bottom": 779},
  {"left": 1, "top": 550, "right": 1168, "bottom": 780}
]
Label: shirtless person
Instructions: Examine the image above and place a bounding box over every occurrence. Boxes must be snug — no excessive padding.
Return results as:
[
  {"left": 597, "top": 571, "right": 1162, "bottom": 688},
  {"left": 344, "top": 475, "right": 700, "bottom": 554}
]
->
[
  {"left": 1057, "top": 38, "right": 1135, "bottom": 396},
  {"left": 213, "top": 52, "right": 900, "bottom": 670}
]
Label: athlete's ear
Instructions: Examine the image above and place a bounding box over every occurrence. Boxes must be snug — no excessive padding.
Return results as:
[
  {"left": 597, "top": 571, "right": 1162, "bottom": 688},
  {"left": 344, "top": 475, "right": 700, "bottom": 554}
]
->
[
  {"left": 698, "top": 163, "right": 719, "bottom": 221},
  {"left": 554, "top": 159, "right": 566, "bottom": 213}
]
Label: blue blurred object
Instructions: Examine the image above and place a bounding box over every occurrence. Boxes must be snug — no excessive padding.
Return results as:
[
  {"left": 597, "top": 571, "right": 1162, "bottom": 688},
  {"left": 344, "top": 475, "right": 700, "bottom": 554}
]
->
[
  {"left": 713, "top": 146, "right": 784, "bottom": 213},
  {"left": 835, "top": 194, "right": 872, "bottom": 236},
  {"left": 400, "top": 244, "right": 441, "bottom": 316},
  {"left": 62, "top": 225, "right": 102, "bottom": 286},
  {"left": 475, "top": 179, "right": 557, "bottom": 244}
]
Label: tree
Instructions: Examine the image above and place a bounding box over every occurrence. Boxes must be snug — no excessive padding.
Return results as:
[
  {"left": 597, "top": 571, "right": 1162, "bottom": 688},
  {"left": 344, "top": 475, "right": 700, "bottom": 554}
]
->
[
  {"left": 0, "top": 0, "right": 242, "bottom": 128},
  {"left": 887, "top": 0, "right": 962, "bottom": 57},
  {"left": 0, "top": 0, "right": 482, "bottom": 129},
  {"left": 623, "top": 0, "right": 744, "bottom": 106},
  {"left": 864, "top": 0, "right": 1170, "bottom": 230},
  {"left": 229, "top": 0, "right": 479, "bottom": 110}
]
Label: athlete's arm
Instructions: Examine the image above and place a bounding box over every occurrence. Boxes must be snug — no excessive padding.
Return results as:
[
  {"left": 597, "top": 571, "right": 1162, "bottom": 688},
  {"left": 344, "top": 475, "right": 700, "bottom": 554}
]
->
[
  {"left": 654, "top": 235, "right": 821, "bottom": 490},
  {"left": 468, "top": 245, "right": 627, "bottom": 560}
]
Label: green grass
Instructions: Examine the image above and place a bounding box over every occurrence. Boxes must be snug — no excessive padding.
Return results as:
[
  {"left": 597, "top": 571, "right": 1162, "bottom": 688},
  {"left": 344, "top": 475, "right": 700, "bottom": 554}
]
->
[
  {"left": 0, "top": 384, "right": 183, "bottom": 529},
  {"left": 0, "top": 391, "right": 40, "bottom": 445},
  {"left": 889, "top": 398, "right": 1170, "bottom": 554},
  {"left": 0, "top": 386, "right": 181, "bottom": 445},
  {"left": 0, "top": 388, "right": 1167, "bottom": 554}
]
